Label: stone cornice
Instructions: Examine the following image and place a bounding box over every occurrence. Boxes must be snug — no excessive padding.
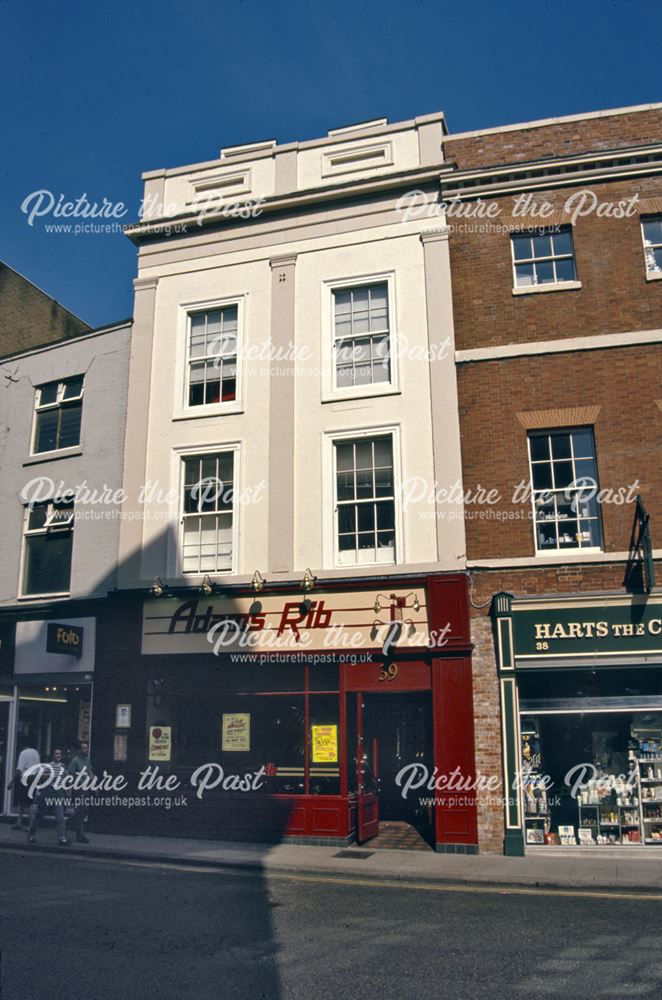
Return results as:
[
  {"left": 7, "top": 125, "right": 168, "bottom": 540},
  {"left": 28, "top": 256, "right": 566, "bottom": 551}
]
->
[{"left": 124, "top": 164, "right": 453, "bottom": 244}]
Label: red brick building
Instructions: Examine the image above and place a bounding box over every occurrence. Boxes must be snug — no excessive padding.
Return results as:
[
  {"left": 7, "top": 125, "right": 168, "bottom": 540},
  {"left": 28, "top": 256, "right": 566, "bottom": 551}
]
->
[{"left": 443, "top": 104, "right": 662, "bottom": 854}]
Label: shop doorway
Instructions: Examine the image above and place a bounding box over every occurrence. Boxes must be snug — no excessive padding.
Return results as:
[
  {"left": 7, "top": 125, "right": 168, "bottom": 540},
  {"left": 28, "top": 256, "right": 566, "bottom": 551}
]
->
[{"left": 348, "top": 691, "right": 434, "bottom": 847}]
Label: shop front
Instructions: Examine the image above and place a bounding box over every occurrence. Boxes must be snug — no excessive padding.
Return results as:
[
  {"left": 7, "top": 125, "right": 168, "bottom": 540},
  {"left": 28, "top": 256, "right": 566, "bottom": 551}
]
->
[
  {"left": 96, "top": 574, "right": 478, "bottom": 852},
  {"left": 0, "top": 615, "right": 95, "bottom": 817},
  {"left": 493, "top": 592, "right": 662, "bottom": 855}
]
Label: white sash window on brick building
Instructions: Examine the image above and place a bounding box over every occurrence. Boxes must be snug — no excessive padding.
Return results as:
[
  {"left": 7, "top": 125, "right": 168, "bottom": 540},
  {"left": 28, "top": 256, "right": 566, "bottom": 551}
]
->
[{"left": 527, "top": 428, "right": 603, "bottom": 553}]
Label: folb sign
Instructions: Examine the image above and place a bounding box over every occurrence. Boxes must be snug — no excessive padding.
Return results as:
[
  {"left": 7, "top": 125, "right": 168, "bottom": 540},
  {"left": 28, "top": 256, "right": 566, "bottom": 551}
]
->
[{"left": 47, "top": 623, "right": 83, "bottom": 658}]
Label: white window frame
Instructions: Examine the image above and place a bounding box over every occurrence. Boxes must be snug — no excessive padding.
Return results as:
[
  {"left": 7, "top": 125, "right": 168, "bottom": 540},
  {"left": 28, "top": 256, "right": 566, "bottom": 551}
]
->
[
  {"left": 167, "top": 442, "right": 242, "bottom": 579},
  {"left": 19, "top": 499, "right": 75, "bottom": 599},
  {"left": 321, "top": 273, "right": 400, "bottom": 402},
  {"left": 641, "top": 214, "right": 662, "bottom": 279},
  {"left": 527, "top": 428, "right": 603, "bottom": 557},
  {"left": 322, "top": 425, "right": 404, "bottom": 570},
  {"left": 31, "top": 376, "right": 85, "bottom": 456},
  {"left": 174, "top": 296, "right": 245, "bottom": 419},
  {"left": 510, "top": 228, "right": 579, "bottom": 292}
]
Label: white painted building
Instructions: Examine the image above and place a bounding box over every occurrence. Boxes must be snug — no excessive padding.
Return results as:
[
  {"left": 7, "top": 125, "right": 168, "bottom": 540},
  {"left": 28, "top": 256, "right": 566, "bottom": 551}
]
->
[{"left": 120, "top": 114, "right": 466, "bottom": 588}]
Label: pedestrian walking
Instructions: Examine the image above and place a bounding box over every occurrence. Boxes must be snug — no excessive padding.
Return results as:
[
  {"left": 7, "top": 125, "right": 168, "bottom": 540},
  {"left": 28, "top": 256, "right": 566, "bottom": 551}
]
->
[
  {"left": 67, "top": 739, "right": 94, "bottom": 844},
  {"left": 11, "top": 739, "right": 40, "bottom": 831},
  {"left": 27, "top": 748, "right": 70, "bottom": 846}
]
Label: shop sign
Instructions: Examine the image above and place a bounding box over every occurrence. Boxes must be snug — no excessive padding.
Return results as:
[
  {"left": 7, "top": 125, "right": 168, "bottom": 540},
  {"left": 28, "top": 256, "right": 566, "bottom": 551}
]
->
[
  {"left": 47, "top": 623, "right": 83, "bottom": 658},
  {"left": 141, "top": 588, "right": 430, "bottom": 656},
  {"left": 149, "top": 726, "right": 172, "bottom": 761},
  {"left": 15, "top": 618, "right": 95, "bottom": 675},
  {"left": 512, "top": 599, "right": 662, "bottom": 660},
  {"left": 222, "top": 713, "right": 250, "bottom": 752},
  {"left": 311, "top": 725, "right": 338, "bottom": 763}
]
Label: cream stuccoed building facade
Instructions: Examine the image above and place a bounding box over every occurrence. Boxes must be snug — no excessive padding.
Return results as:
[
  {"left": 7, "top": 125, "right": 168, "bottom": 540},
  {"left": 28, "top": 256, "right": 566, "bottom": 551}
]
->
[
  {"left": 120, "top": 114, "right": 465, "bottom": 586},
  {"left": 107, "top": 113, "right": 480, "bottom": 853}
]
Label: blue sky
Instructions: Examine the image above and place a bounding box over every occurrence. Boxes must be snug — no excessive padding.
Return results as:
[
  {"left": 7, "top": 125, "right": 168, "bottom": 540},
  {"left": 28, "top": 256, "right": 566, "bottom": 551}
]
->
[{"left": 1, "top": 0, "right": 660, "bottom": 328}]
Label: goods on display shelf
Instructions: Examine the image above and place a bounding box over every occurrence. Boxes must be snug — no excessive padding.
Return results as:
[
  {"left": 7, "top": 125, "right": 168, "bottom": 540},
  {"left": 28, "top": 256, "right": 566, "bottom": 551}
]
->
[
  {"left": 520, "top": 714, "right": 662, "bottom": 848},
  {"left": 521, "top": 720, "right": 550, "bottom": 843}
]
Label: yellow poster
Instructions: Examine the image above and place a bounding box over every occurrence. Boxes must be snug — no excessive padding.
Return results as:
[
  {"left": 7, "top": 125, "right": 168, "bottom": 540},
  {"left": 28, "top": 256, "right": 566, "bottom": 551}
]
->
[
  {"left": 311, "top": 725, "right": 338, "bottom": 763},
  {"left": 149, "top": 726, "right": 172, "bottom": 761},
  {"left": 222, "top": 713, "right": 250, "bottom": 751}
]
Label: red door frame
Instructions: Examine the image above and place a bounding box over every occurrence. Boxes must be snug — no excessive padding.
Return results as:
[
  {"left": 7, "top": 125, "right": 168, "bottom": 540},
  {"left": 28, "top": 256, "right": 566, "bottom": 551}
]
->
[
  {"left": 341, "top": 654, "right": 478, "bottom": 851},
  {"left": 356, "top": 690, "right": 379, "bottom": 842}
]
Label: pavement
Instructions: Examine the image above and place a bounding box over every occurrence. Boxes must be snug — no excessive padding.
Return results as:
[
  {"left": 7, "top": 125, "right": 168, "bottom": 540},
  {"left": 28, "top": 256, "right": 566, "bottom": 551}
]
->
[{"left": 1, "top": 819, "right": 661, "bottom": 891}]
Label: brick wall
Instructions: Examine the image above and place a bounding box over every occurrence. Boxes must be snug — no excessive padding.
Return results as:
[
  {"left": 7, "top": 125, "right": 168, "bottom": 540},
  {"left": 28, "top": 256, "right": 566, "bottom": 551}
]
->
[
  {"left": 0, "top": 262, "right": 89, "bottom": 356},
  {"left": 448, "top": 177, "right": 662, "bottom": 351},
  {"left": 458, "top": 345, "right": 662, "bottom": 561},
  {"left": 469, "top": 611, "right": 503, "bottom": 854},
  {"left": 445, "top": 107, "right": 662, "bottom": 170}
]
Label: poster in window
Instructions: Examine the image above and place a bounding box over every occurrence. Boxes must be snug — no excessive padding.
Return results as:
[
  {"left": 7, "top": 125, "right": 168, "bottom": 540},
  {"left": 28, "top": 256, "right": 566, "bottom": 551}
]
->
[
  {"left": 222, "top": 714, "right": 250, "bottom": 752},
  {"left": 78, "top": 702, "right": 91, "bottom": 743},
  {"left": 115, "top": 704, "right": 132, "bottom": 729},
  {"left": 114, "top": 732, "right": 128, "bottom": 762},
  {"left": 311, "top": 724, "right": 338, "bottom": 763},
  {"left": 149, "top": 726, "right": 172, "bottom": 761}
]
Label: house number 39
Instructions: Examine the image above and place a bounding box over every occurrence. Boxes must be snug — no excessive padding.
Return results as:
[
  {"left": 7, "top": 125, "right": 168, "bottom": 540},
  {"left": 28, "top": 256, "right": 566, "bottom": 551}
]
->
[{"left": 378, "top": 663, "right": 398, "bottom": 681}]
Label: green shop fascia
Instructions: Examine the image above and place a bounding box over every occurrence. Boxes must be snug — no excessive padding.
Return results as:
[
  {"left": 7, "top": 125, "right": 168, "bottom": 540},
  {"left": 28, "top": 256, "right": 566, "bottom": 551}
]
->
[{"left": 492, "top": 592, "right": 662, "bottom": 855}]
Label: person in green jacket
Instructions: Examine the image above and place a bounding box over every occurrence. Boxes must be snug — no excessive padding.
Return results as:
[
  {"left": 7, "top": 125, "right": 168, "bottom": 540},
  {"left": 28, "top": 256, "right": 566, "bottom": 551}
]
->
[{"left": 67, "top": 740, "right": 94, "bottom": 844}]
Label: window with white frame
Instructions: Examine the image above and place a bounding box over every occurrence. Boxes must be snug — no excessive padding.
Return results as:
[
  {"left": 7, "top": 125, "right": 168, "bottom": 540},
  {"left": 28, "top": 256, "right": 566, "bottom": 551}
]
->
[
  {"left": 181, "top": 452, "right": 235, "bottom": 573},
  {"left": 187, "top": 306, "right": 238, "bottom": 407},
  {"left": 22, "top": 499, "right": 75, "bottom": 596},
  {"left": 641, "top": 215, "right": 662, "bottom": 274},
  {"left": 528, "top": 429, "right": 603, "bottom": 553},
  {"left": 334, "top": 435, "right": 395, "bottom": 565},
  {"left": 333, "top": 283, "right": 391, "bottom": 388},
  {"left": 511, "top": 228, "right": 577, "bottom": 288},
  {"left": 33, "top": 376, "right": 84, "bottom": 454}
]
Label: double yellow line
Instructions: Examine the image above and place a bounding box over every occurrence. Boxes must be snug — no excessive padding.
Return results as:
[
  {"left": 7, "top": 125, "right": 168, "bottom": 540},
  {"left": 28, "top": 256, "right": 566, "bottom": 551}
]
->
[{"left": 67, "top": 853, "right": 662, "bottom": 901}]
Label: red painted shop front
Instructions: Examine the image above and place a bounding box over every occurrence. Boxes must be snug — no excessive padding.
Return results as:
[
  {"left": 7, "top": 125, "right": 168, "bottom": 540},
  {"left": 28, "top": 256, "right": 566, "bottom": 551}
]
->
[{"left": 130, "top": 573, "right": 478, "bottom": 852}]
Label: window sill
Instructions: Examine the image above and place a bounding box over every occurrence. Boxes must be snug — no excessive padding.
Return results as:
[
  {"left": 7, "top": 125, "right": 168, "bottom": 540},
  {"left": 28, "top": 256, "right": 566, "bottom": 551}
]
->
[
  {"left": 645, "top": 271, "right": 662, "bottom": 282},
  {"left": 17, "top": 592, "right": 70, "bottom": 602},
  {"left": 172, "top": 573, "right": 237, "bottom": 586},
  {"left": 512, "top": 281, "right": 582, "bottom": 296},
  {"left": 322, "top": 386, "right": 401, "bottom": 405},
  {"left": 173, "top": 404, "right": 244, "bottom": 421},
  {"left": 24, "top": 447, "right": 82, "bottom": 466},
  {"left": 534, "top": 547, "right": 602, "bottom": 557},
  {"left": 335, "top": 557, "right": 396, "bottom": 569}
]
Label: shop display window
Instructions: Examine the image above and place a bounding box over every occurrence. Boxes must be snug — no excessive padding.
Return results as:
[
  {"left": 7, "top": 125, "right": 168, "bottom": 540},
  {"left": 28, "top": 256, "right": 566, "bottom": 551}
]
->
[
  {"left": 145, "top": 661, "right": 340, "bottom": 795},
  {"left": 520, "top": 709, "right": 662, "bottom": 847},
  {"left": 13, "top": 684, "right": 92, "bottom": 809}
]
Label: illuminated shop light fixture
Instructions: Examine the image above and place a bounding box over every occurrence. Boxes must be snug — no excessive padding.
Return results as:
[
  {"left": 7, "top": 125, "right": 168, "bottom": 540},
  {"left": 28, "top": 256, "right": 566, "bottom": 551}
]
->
[
  {"left": 150, "top": 577, "right": 167, "bottom": 597},
  {"left": 201, "top": 574, "right": 214, "bottom": 596},
  {"left": 251, "top": 570, "right": 266, "bottom": 593},
  {"left": 301, "top": 568, "right": 317, "bottom": 592}
]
